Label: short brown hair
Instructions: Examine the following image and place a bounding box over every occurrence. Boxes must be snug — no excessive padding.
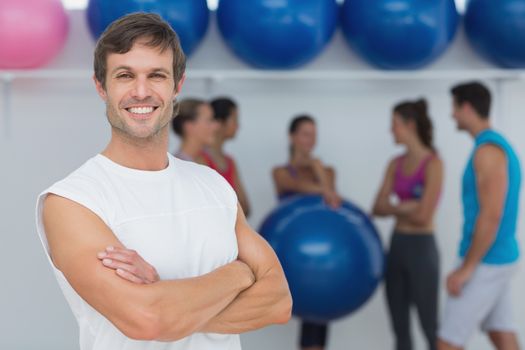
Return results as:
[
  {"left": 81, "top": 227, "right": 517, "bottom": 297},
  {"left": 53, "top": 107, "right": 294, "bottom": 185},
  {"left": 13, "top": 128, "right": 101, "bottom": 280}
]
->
[
  {"left": 94, "top": 12, "right": 186, "bottom": 88},
  {"left": 451, "top": 81, "right": 491, "bottom": 119},
  {"left": 172, "top": 98, "right": 207, "bottom": 137}
]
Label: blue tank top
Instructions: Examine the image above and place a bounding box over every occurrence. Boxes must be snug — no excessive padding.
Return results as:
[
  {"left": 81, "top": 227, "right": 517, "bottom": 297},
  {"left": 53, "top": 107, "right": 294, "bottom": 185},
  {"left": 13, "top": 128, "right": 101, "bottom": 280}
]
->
[{"left": 460, "top": 129, "right": 521, "bottom": 264}]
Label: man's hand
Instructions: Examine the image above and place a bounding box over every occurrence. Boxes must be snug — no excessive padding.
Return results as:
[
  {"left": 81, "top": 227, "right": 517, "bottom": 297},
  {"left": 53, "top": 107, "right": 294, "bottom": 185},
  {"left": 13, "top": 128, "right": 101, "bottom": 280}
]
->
[
  {"left": 97, "top": 246, "right": 160, "bottom": 284},
  {"left": 446, "top": 266, "right": 474, "bottom": 297}
]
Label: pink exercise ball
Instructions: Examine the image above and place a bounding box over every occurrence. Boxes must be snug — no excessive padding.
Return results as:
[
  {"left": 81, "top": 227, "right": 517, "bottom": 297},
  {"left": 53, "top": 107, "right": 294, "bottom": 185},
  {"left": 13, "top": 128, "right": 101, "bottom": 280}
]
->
[{"left": 0, "top": 0, "right": 69, "bottom": 69}]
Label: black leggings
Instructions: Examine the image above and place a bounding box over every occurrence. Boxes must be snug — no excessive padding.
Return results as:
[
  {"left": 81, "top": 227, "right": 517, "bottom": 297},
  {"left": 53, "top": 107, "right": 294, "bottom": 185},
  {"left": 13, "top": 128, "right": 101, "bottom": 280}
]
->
[
  {"left": 385, "top": 232, "right": 439, "bottom": 350},
  {"left": 300, "top": 321, "right": 328, "bottom": 348}
]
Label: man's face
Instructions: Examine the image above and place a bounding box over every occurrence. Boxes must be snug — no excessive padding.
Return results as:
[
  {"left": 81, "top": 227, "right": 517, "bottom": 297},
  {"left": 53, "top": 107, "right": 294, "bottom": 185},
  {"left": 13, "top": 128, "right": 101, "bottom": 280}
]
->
[
  {"left": 452, "top": 99, "right": 468, "bottom": 131},
  {"left": 95, "top": 41, "right": 182, "bottom": 140}
]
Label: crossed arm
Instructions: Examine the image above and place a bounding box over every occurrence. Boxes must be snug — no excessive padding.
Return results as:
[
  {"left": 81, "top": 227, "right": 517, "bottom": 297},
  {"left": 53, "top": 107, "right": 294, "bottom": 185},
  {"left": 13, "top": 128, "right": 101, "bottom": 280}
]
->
[
  {"left": 272, "top": 160, "right": 341, "bottom": 207},
  {"left": 372, "top": 156, "right": 443, "bottom": 225},
  {"left": 43, "top": 195, "right": 292, "bottom": 341}
]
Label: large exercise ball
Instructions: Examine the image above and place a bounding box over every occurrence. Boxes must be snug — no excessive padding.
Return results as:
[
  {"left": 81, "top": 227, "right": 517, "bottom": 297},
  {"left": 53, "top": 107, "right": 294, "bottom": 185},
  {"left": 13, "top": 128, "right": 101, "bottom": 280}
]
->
[
  {"left": 260, "top": 195, "right": 384, "bottom": 323},
  {"left": 465, "top": 0, "right": 525, "bottom": 68},
  {"left": 217, "top": 0, "right": 339, "bottom": 69},
  {"left": 86, "top": 0, "right": 209, "bottom": 56},
  {"left": 341, "top": 0, "right": 459, "bottom": 69},
  {"left": 0, "top": 0, "right": 69, "bottom": 69}
]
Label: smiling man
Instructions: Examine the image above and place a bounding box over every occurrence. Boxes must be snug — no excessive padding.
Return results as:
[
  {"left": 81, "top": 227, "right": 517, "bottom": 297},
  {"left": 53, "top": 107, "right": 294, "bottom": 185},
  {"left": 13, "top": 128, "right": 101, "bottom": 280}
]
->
[{"left": 35, "top": 13, "right": 291, "bottom": 350}]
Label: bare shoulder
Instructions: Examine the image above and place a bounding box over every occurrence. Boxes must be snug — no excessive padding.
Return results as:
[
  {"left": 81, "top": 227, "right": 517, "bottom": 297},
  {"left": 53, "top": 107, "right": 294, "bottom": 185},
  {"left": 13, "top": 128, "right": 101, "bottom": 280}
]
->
[
  {"left": 385, "top": 156, "right": 401, "bottom": 174},
  {"left": 474, "top": 144, "right": 506, "bottom": 169},
  {"left": 427, "top": 155, "right": 444, "bottom": 171}
]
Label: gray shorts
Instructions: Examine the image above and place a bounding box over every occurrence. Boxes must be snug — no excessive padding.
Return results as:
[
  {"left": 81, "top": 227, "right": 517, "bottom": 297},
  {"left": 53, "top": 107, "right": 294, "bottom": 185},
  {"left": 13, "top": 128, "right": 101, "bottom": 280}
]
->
[{"left": 438, "top": 260, "right": 518, "bottom": 347}]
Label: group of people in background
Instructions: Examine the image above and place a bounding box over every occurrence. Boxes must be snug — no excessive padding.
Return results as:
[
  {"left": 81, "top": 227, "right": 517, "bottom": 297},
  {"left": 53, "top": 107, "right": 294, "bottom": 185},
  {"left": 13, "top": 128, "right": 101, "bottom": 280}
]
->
[
  {"left": 175, "top": 81, "right": 521, "bottom": 350},
  {"left": 375, "top": 82, "right": 520, "bottom": 350},
  {"left": 171, "top": 97, "right": 251, "bottom": 216},
  {"left": 34, "top": 14, "right": 520, "bottom": 350}
]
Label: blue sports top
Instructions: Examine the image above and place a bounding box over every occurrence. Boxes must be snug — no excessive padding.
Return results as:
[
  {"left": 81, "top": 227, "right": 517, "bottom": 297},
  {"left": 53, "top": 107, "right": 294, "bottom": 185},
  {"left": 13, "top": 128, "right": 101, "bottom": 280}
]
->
[{"left": 460, "top": 129, "right": 521, "bottom": 264}]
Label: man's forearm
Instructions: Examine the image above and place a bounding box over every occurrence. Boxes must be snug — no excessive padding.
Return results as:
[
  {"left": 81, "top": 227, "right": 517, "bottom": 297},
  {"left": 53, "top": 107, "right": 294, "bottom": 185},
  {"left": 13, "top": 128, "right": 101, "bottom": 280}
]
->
[
  {"left": 199, "top": 267, "right": 291, "bottom": 334},
  {"left": 462, "top": 214, "right": 499, "bottom": 271},
  {"left": 150, "top": 260, "right": 255, "bottom": 341}
]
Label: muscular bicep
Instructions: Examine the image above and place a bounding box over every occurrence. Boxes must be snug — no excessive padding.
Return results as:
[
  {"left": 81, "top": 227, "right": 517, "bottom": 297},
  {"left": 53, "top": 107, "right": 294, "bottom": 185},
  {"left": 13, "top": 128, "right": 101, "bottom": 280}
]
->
[
  {"left": 234, "top": 204, "right": 282, "bottom": 278},
  {"left": 475, "top": 145, "right": 507, "bottom": 222},
  {"left": 43, "top": 194, "right": 155, "bottom": 338}
]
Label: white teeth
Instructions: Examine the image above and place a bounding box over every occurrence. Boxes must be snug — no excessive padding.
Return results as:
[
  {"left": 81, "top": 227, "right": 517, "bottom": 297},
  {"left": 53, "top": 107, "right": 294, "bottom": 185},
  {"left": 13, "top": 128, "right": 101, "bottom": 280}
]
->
[{"left": 128, "top": 107, "right": 154, "bottom": 114}]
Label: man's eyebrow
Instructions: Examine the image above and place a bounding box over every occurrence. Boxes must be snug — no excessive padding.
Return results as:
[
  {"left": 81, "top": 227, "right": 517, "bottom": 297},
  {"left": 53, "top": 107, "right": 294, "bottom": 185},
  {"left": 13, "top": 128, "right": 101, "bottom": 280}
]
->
[
  {"left": 110, "top": 67, "right": 171, "bottom": 75},
  {"left": 111, "top": 66, "right": 132, "bottom": 75},
  {"left": 150, "top": 68, "right": 171, "bottom": 75}
]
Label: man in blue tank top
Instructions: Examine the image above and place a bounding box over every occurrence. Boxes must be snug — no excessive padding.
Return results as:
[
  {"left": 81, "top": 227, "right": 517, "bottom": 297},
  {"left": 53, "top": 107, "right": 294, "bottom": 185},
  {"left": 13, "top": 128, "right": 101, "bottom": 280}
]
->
[{"left": 438, "top": 82, "right": 521, "bottom": 350}]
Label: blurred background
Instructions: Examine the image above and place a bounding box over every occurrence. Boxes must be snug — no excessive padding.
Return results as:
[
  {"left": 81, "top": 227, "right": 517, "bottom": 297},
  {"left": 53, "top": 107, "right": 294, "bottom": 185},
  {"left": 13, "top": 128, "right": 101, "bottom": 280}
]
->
[{"left": 0, "top": 0, "right": 524, "bottom": 349}]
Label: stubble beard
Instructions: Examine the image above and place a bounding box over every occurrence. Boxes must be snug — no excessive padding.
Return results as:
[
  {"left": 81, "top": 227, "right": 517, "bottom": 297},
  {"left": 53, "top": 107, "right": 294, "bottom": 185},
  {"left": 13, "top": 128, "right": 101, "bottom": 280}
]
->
[{"left": 106, "top": 100, "right": 174, "bottom": 143}]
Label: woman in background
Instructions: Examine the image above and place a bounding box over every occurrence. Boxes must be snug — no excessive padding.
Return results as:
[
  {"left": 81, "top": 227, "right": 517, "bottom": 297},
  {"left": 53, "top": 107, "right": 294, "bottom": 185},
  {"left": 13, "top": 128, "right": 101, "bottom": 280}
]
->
[
  {"left": 372, "top": 99, "right": 443, "bottom": 350},
  {"left": 205, "top": 97, "right": 251, "bottom": 217},
  {"left": 171, "top": 98, "right": 217, "bottom": 164},
  {"left": 272, "top": 115, "right": 342, "bottom": 350}
]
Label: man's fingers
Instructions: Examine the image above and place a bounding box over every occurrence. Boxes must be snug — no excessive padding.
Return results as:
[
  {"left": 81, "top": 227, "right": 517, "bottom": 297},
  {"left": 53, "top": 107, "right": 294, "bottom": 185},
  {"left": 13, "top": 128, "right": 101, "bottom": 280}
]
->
[
  {"left": 447, "top": 279, "right": 461, "bottom": 297},
  {"left": 98, "top": 251, "right": 134, "bottom": 264},
  {"left": 106, "top": 246, "right": 138, "bottom": 257},
  {"left": 446, "top": 277, "right": 454, "bottom": 295},
  {"left": 98, "top": 246, "right": 159, "bottom": 283},
  {"left": 101, "top": 257, "right": 158, "bottom": 283},
  {"left": 115, "top": 268, "right": 144, "bottom": 284},
  {"left": 102, "top": 258, "right": 140, "bottom": 276}
]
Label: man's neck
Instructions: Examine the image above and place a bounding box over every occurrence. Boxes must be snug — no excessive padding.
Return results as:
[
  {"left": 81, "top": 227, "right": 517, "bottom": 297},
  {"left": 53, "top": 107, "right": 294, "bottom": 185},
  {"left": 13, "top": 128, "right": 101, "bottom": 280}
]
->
[
  {"left": 469, "top": 119, "right": 491, "bottom": 139},
  {"left": 102, "top": 128, "right": 170, "bottom": 171}
]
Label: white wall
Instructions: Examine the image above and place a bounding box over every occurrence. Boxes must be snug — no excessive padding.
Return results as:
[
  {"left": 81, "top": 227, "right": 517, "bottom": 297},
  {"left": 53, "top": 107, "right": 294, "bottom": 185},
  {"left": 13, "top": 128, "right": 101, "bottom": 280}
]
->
[{"left": 0, "top": 10, "right": 523, "bottom": 350}]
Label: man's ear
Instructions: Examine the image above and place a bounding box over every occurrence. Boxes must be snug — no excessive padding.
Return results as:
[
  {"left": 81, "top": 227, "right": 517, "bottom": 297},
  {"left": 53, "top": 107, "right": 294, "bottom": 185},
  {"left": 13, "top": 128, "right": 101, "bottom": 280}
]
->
[
  {"left": 93, "top": 75, "right": 108, "bottom": 101},
  {"left": 173, "top": 73, "right": 186, "bottom": 99}
]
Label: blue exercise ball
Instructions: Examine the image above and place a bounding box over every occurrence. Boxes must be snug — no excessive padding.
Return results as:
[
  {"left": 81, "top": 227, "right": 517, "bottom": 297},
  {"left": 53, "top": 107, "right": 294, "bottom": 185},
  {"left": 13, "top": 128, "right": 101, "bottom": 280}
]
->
[
  {"left": 260, "top": 195, "right": 384, "bottom": 323},
  {"left": 465, "top": 0, "right": 525, "bottom": 68},
  {"left": 217, "top": 0, "right": 339, "bottom": 69},
  {"left": 86, "top": 0, "right": 209, "bottom": 56},
  {"left": 340, "top": 0, "right": 459, "bottom": 69}
]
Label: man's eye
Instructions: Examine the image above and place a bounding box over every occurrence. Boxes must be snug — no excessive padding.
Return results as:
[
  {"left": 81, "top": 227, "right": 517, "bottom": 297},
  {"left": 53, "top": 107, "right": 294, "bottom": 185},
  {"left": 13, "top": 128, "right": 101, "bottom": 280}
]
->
[
  {"left": 151, "top": 73, "right": 167, "bottom": 79},
  {"left": 117, "top": 74, "right": 132, "bottom": 79}
]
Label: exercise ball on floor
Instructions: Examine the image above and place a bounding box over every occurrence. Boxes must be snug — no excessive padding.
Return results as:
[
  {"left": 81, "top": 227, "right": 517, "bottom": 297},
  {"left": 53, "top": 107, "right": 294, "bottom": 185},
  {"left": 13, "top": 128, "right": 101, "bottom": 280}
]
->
[
  {"left": 340, "top": 0, "right": 459, "bottom": 69},
  {"left": 260, "top": 195, "right": 384, "bottom": 323},
  {"left": 465, "top": 0, "right": 525, "bottom": 68},
  {"left": 217, "top": 0, "right": 339, "bottom": 69},
  {"left": 86, "top": 0, "right": 209, "bottom": 57},
  {"left": 0, "top": 0, "right": 69, "bottom": 69}
]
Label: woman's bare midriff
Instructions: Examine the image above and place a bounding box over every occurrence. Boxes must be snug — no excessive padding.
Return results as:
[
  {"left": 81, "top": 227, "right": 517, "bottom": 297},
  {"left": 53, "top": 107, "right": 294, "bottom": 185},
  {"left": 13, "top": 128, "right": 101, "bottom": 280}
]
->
[{"left": 395, "top": 217, "right": 434, "bottom": 234}]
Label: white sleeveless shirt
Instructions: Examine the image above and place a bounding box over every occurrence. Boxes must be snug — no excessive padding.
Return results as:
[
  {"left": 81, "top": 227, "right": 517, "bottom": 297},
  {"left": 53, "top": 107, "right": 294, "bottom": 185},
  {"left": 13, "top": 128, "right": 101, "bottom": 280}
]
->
[{"left": 35, "top": 153, "right": 241, "bottom": 350}]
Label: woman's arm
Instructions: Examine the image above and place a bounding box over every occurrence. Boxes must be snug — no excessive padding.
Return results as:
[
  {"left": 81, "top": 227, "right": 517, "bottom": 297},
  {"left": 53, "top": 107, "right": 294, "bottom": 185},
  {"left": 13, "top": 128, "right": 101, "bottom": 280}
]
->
[
  {"left": 372, "top": 159, "right": 399, "bottom": 217},
  {"left": 402, "top": 157, "right": 443, "bottom": 225},
  {"left": 272, "top": 166, "right": 325, "bottom": 195},
  {"left": 232, "top": 162, "right": 251, "bottom": 218}
]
